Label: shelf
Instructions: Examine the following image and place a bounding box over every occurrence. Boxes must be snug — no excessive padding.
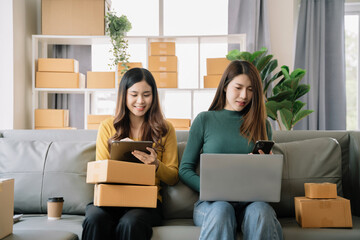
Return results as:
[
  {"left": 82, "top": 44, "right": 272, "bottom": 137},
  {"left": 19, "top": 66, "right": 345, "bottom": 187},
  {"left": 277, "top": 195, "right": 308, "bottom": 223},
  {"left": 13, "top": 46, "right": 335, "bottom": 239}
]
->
[{"left": 32, "top": 34, "right": 246, "bottom": 129}]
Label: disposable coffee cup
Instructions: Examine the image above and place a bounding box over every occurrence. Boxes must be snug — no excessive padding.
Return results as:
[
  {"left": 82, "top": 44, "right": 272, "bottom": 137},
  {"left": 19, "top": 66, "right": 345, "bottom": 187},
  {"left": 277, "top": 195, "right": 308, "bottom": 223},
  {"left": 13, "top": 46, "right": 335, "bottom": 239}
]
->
[{"left": 47, "top": 197, "right": 64, "bottom": 220}]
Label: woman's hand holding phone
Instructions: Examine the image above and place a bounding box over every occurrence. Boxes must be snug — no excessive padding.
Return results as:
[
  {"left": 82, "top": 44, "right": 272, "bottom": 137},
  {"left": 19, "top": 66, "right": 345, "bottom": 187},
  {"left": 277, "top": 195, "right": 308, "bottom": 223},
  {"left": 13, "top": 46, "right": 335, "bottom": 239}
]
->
[{"left": 252, "top": 140, "right": 275, "bottom": 154}]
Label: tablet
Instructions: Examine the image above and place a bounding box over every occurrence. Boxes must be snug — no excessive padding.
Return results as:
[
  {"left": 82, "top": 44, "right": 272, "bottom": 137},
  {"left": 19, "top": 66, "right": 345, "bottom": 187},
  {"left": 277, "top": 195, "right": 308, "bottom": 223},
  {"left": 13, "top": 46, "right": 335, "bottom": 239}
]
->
[{"left": 110, "top": 140, "right": 153, "bottom": 163}]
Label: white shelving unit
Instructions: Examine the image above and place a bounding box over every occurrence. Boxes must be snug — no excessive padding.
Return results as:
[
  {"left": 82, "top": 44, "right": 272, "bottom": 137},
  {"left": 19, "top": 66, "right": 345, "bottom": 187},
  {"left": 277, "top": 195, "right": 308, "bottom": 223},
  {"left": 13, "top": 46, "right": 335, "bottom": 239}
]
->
[{"left": 32, "top": 34, "right": 246, "bottom": 129}]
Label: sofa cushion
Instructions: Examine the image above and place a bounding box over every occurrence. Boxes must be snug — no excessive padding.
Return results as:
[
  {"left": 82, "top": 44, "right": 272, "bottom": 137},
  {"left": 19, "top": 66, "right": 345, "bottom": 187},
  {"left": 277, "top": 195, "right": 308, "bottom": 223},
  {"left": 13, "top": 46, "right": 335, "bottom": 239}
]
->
[
  {"left": 42, "top": 141, "right": 95, "bottom": 215},
  {"left": 162, "top": 142, "right": 199, "bottom": 219},
  {"left": 271, "top": 137, "right": 342, "bottom": 218},
  {"left": 0, "top": 139, "right": 50, "bottom": 214}
]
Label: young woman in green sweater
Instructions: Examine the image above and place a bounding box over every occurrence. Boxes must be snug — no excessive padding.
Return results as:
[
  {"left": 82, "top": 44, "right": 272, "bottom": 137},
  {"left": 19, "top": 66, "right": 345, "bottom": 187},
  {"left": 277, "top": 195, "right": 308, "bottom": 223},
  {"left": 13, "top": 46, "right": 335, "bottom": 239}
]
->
[{"left": 179, "top": 60, "right": 283, "bottom": 240}]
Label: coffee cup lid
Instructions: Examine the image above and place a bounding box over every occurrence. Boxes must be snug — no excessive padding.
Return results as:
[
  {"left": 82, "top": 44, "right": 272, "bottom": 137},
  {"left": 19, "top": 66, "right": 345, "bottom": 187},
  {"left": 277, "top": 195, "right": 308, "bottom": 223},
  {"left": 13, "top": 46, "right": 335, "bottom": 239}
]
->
[{"left": 48, "top": 197, "right": 64, "bottom": 202}]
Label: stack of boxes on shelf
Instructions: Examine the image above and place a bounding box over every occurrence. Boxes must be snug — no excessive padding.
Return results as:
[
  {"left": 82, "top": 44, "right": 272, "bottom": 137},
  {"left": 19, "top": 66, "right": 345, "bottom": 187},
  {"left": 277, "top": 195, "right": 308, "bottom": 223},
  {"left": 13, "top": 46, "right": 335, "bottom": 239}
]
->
[
  {"left": 86, "top": 71, "right": 115, "bottom": 89},
  {"left": 204, "top": 58, "right": 230, "bottom": 88},
  {"left": 148, "top": 42, "right": 178, "bottom": 88},
  {"left": 295, "top": 183, "right": 352, "bottom": 228},
  {"left": 87, "top": 115, "right": 112, "bottom": 130},
  {"left": 86, "top": 160, "right": 157, "bottom": 208},
  {"left": 36, "top": 58, "right": 85, "bottom": 88}
]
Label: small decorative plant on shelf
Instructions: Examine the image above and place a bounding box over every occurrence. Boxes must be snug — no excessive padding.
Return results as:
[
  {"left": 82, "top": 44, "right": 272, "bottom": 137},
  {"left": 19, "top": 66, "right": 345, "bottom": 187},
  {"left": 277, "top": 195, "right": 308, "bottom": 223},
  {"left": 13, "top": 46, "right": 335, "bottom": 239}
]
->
[
  {"left": 227, "top": 47, "right": 313, "bottom": 130},
  {"left": 105, "top": 12, "right": 132, "bottom": 72}
]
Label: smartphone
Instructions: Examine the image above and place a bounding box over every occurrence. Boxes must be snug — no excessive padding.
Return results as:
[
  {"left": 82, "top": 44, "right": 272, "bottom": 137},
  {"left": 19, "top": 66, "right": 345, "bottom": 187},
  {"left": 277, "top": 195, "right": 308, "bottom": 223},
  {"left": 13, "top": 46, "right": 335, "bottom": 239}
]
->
[{"left": 252, "top": 140, "right": 275, "bottom": 154}]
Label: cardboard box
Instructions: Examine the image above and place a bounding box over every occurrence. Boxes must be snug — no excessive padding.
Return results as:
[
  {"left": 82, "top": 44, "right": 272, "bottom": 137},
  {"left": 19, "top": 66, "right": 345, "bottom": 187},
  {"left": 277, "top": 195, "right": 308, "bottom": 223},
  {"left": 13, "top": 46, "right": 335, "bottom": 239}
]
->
[
  {"left": 152, "top": 72, "right": 178, "bottom": 88},
  {"left": 87, "top": 123, "right": 100, "bottom": 130},
  {"left": 0, "top": 179, "right": 14, "bottom": 239},
  {"left": 206, "top": 58, "right": 231, "bottom": 75},
  {"left": 94, "top": 184, "right": 157, "bottom": 208},
  {"left": 42, "top": 0, "right": 111, "bottom": 35},
  {"left": 87, "top": 160, "right": 155, "bottom": 185},
  {"left": 295, "top": 196, "right": 352, "bottom": 228},
  {"left": 204, "top": 75, "right": 222, "bottom": 88},
  {"left": 148, "top": 56, "right": 177, "bottom": 72},
  {"left": 36, "top": 72, "right": 85, "bottom": 88},
  {"left": 87, "top": 72, "right": 115, "bottom": 88},
  {"left": 87, "top": 115, "right": 112, "bottom": 124},
  {"left": 38, "top": 58, "right": 79, "bottom": 73},
  {"left": 118, "top": 62, "right": 143, "bottom": 73},
  {"left": 150, "top": 42, "right": 176, "bottom": 56},
  {"left": 167, "top": 118, "right": 191, "bottom": 130},
  {"left": 35, "top": 109, "right": 69, "bottom": 128},
  {"left": 305, "top": 183, "right": 337, "bottom": 199}
]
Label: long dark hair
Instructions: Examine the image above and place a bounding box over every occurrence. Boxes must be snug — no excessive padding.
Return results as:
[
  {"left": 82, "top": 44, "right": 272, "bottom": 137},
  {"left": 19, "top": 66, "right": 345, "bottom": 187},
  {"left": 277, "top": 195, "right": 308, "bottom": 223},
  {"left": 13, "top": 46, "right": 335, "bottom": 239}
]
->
[
  {"left": 110, "top": 68, "right": 168, "bottom": 150},
  {"left": 209, "top": 60, "right": 268, "bottom": 143}
]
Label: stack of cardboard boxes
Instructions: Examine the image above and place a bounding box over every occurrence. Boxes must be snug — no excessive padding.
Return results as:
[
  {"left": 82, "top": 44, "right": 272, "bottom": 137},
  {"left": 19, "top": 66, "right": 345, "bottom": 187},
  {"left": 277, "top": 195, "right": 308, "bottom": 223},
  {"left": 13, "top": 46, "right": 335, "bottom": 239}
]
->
[
  {"left": 36, "top": 58, "right": 85, "bottom": 88},
  {"left": 204, "top": 58, "right": 230, "bottom": 88},
  {"left": 295, "top": 183, "right": 352, "bottom": 228},
  {"left": 87, "top": 72, "right": 115, "bottom": 89},
  {"left": 149, "top": 42, "right": 178, "bottom": 88},
  {"left": 86, "top": 160, "right": 157, "bottom": 208},
  {"left": 87, "top": 115, "right": 113, "bottom": 130},
  {"left": 35, "top": 109, "right": 72, "bottom": 130}
]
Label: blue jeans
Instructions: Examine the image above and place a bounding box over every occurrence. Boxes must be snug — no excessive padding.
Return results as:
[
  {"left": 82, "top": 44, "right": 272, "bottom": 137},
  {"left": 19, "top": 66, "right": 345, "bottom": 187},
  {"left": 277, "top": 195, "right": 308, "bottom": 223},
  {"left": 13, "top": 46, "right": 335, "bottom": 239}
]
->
[{"left": 193, "top": 201, "right": 283, "bottom": 240}]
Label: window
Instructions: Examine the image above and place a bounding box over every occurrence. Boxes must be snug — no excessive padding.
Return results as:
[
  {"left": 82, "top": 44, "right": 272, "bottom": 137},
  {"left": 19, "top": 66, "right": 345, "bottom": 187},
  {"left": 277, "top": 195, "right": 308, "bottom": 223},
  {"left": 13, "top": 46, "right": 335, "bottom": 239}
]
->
[
  {"left": 345, "top": 3, "right": 360, "bottom": 130},
  {"left": 91, "top": 0, "right": 229, "bottom": 119}
]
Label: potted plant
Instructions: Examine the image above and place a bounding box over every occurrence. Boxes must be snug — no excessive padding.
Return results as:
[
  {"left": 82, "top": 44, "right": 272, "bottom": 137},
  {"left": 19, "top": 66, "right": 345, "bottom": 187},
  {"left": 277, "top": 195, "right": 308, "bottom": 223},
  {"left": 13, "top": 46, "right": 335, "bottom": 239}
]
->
[
  {"left": 105, "top": 12, "right": 132, "bottom": 71},
  {"left": 226, "top": 48, "right": 313, "bottom": 130}
]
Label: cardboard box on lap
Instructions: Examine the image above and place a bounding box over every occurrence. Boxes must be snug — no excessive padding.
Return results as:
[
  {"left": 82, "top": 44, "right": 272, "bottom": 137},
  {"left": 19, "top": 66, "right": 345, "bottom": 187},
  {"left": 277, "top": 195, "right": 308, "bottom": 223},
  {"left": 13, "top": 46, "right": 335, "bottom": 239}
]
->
[
  {"left": 94, "top": 184, "right": 157, "bottom": 208},
  {"left": 86, "top": 160, "right": 156, "bottom": 186},
  {"left": 0, "top": 179, "right": 14, "bottom": 239},
  {"left": 295, "top": 196, "right": 352, "bottom": 228}
]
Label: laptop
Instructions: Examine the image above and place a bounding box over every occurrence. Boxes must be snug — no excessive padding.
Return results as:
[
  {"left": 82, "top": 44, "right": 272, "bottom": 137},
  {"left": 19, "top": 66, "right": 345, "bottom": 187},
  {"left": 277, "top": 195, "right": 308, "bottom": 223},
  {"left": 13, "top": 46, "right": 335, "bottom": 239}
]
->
[{"left": 199, "top": 154, "right": 283, "bottom": 202}]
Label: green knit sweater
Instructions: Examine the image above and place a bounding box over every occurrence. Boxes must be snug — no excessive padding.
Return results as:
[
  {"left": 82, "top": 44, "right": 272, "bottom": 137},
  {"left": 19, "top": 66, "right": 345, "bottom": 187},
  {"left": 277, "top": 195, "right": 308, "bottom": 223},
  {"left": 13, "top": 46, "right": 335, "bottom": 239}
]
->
[{"left": 179, "top": 109, "right": 272, "bottom": 192}]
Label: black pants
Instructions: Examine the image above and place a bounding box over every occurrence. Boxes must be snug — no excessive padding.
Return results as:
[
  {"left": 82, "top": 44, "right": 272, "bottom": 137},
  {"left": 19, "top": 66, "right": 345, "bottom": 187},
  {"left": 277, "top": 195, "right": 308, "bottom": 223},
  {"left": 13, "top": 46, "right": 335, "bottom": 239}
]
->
[{"left": 82, "top": 201, "right": 162, "bottom": 240}]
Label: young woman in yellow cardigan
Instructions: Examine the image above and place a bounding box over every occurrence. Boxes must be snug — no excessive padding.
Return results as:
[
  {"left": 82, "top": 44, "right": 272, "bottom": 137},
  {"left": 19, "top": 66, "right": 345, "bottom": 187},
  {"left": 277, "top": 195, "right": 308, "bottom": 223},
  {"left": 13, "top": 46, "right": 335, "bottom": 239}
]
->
[{"left": 82, "top": 68, "right": 179, "bottom": 240}]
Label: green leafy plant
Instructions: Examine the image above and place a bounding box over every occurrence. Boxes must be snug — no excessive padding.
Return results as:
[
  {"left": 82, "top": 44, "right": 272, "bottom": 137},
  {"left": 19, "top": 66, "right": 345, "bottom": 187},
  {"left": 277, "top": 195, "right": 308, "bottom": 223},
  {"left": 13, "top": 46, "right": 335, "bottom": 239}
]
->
[
  {"left": 105, "top": 12, "right": 132, "bottom": 71},
  {"left": 226, "top": 48, "right": 313, "bottom": 130}
]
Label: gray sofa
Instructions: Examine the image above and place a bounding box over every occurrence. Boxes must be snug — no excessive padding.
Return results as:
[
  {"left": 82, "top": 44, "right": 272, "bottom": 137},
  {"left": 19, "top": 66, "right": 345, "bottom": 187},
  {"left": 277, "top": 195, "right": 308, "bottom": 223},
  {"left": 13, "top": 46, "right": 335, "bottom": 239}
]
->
[{"left": 0, "top": 129, "right": 359, "bottom": 240}]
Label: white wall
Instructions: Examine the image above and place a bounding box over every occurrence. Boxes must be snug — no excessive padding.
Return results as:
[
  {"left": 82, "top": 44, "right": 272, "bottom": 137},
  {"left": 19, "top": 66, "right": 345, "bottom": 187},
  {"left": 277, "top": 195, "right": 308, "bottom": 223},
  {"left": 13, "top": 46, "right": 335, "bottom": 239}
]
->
[
  {"left": 12, "top": 0, "right": 41, "bottom": 129},
  {"left": 0, "top": 0, "right": 14, "bottom": 129},
  {"left": 268, "top": 0, "right": 300, "bottom": 71}
]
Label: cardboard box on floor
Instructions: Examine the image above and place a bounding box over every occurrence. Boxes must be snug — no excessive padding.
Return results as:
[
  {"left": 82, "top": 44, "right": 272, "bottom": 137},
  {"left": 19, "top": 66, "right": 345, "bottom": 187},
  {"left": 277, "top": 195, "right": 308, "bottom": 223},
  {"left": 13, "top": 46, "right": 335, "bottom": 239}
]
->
[
  {"left": 87, "top": 72, "right": 115, "bottom": 88},
  {"left": 305, "top": 183, "right": 337, "bottom": 199},
  {"left": 38, "top": 58, "right": 79, "bottom": 73},
  {"left": 86, "top": 160, "right": 156, "bottom": 186},
  {"left": 94, "top": 184, "right": 157, "bottom": 208},
  {"left": 0, "top": 179, "right": 14, "bottom": 239},
  {"left": 35, "top": 109, "right": 69, "bottom": 128},
  {"left": 36, "top": 72, "right": 85, "bottom": 88},
  {"left": 206, "top": 58, "right": 230, "bottom": 75},
  {"left": 42, "top": 0, "right": 111, "bottom": 35},
  {"left": 295, "top": 196, "right": 352, "bottom": 228},
  {"left": 152, "top": 72, "right": 178, "bottom": 88},
  {"left": 150, "top": 42, "right": 176, "bottom": 56}
]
